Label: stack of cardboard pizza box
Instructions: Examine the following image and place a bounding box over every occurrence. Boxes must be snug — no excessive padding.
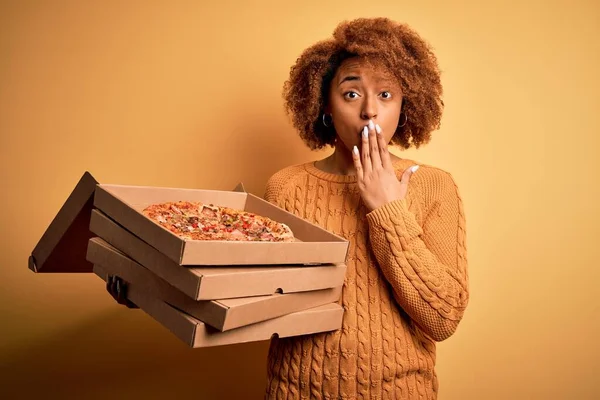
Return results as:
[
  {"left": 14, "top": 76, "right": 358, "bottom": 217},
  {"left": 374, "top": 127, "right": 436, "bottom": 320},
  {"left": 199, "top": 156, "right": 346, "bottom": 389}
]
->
[{"left": 28, "top": 172, "right": 349, "bottom": 348}]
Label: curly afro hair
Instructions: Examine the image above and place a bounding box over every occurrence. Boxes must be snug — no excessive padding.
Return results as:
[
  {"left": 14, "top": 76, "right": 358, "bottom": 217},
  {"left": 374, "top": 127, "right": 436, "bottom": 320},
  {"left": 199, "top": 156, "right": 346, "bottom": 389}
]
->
[{"left": 282, "top": 17, "right": 444, "bottom": 150}]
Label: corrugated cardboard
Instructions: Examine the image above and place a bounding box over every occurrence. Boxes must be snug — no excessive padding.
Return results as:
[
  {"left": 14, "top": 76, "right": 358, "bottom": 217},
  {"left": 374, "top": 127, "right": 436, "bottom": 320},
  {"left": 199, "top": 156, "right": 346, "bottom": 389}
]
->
[
  {"left": 29, "top": 171, "right": 98, "bottom": 273},
  {"left": 89, "top": 209, "right": 347, "bottom": 300},
  {"left": 94, "top": 264, "right": 343, "bottom": 348},
  {"left": 88, "top": 237, "right": 343, "bottom": 331},
  {"left": 93, "top": 183, "right": 349, "bottom": 266}
]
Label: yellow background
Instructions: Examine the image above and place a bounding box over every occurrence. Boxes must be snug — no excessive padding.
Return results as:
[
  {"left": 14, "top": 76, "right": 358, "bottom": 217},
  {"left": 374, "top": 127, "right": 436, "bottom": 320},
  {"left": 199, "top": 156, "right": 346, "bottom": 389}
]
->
[{"left": 1, "top": 0, "right": 598, "bottom": 398}]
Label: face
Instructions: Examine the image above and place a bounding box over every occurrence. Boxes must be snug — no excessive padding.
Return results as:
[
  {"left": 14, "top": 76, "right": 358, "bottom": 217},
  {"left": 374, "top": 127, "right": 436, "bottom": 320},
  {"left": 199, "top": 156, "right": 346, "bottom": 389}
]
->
[{"left": 325, "top": 57, "right": 403, "bottom": 152}]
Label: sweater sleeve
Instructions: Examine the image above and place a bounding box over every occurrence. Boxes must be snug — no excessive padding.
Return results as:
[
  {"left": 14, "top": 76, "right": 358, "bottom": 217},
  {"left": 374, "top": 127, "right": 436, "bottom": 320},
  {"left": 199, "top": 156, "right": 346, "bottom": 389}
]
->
[
  {"left": 365, "top": 170, "right": 469, "bottom": 341},
  {"left": 263, "top": 168, "right": 291, "bottom": 207},
  {"left": 263, "top": 176, "right": 280, "bottom": 205}
]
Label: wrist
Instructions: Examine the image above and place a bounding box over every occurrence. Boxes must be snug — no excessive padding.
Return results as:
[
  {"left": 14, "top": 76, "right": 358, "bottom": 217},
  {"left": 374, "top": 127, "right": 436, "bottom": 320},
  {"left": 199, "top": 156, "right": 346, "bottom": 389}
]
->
[{"left": 366, "top": 198, "right": 409, "bottom": 226}]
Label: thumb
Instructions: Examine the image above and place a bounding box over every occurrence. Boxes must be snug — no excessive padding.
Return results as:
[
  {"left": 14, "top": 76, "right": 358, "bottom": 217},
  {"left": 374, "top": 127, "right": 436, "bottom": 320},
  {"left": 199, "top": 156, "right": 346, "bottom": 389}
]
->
[{"left": 400, "top": 165, "right": 419, "bottom": 185}]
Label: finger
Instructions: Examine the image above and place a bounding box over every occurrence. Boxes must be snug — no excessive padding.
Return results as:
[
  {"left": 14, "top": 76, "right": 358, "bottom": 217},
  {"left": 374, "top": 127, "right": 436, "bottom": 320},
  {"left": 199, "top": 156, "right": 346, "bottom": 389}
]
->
[
  {"left": 117, "top": 278, "right": 129, "bottom": 305},
  {"left": 361, "top": 126, "right": 372, "bottom": 175},
  {"left": 115, "top": 278, "right": 123, "bottom": 303},
  {"left": 400, "top": 165, "right": 420, "bottom": 186},
  {"left": 120, "top": 279, "right": 128, "bottom": 298},
  {"left": 367, "top": 120, "right": 382, "bottom": 169},
  {"left": 109, "top": 275, "right": 117, "bottom": 297},
  {"left": 110, "top": 277, "right": 120, "bottom": 302},
  {"left": 352, "top": 145, "right": 363, "bottom": 181},
  {"left": 375, "top": 124, "right": 392, "bottom": 170}
]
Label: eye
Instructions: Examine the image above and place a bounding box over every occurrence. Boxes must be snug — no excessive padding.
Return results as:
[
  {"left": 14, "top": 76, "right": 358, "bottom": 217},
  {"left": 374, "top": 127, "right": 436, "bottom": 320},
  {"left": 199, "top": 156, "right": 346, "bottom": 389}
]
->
[
  {"left": 380, "top": 91, "right": 392, "bottom": 99},
  {"left": 343, "top": 91, "right": 359, "bottom": 100}
]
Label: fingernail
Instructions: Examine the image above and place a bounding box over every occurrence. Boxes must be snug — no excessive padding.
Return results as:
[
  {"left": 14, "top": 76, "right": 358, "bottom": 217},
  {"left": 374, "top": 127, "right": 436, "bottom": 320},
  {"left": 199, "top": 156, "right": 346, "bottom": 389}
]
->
[
  {"left": 375, "top": 124, "right": 382, "bottom": 134},
  {"left": 353, "top": 146, "right": 359, "bottom": 155},
  {"left": 411, "top": 165, "right": 420, "bottom": 173},
  {"left": 368, "top": 120, "right": 375, "bottom": 130},
  {"left": 363, "top": 126, "right": 368, "bottom": 138}
]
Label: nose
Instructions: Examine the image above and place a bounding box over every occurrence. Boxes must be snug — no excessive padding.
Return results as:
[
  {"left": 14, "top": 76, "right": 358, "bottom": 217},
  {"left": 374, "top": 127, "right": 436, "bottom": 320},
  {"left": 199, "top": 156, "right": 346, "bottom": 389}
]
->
[{"left": 360, "top": 94, "right": 377, "bottom": 121}]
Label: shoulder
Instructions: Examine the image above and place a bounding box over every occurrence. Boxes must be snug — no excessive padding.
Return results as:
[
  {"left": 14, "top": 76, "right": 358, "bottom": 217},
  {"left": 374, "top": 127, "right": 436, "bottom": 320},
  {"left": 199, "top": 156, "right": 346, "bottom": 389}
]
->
[
  {"left": 393, "top": 158, "right": 462, "bottom": 206},
  {"left": 263, "top": 163, "right": 311, "bottom": 204}
]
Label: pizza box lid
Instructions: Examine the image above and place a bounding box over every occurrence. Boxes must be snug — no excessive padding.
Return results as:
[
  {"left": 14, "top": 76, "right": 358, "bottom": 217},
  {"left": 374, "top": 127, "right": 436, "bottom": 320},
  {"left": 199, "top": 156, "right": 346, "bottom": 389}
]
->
[
  {"left": 92, "top": 183, "right": 349, "bottom": 266},
  {"left": 88, "top": 237, "right": 342, "bottom": 331},
  {"left": 29, "top": 171, "right": 98, "bottom": 273},
  {"left": 88, "top": 213, "right": 347, "bottom": 300},
  {"left": 94, "top": 264, "right": 344, "bottom": 348}
]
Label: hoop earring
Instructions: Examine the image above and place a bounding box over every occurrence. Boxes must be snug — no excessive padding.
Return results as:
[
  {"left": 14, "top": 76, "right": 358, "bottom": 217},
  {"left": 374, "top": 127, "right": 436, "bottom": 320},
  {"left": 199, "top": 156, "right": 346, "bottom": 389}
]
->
[
  {"left": 398, "top": 113, "right": 408, "bottom": 128},
  {"left": 322, "top": 113, "right": 333, "bottom": 128}
]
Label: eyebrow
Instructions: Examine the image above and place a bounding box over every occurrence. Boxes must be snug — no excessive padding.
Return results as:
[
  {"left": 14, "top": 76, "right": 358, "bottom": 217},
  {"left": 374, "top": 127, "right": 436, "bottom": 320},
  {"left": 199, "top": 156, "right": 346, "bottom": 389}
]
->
[
  {"left": 338, "top": 74, "right": 396, "bottom": 87},
  {"left": 338, "top": 75, "right": 360, "bottom": 86}
]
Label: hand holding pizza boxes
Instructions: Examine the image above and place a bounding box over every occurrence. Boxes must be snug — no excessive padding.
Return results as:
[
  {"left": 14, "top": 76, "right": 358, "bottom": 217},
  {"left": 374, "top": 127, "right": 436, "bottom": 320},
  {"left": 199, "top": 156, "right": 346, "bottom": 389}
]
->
[{"left": 29, "top": 172, "right": 349, "bottom": 348}]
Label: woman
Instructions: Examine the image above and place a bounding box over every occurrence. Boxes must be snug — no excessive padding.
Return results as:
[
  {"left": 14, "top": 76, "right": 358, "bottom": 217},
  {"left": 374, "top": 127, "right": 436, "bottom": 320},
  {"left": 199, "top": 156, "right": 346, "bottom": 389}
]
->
[
  {"left": 261, "top": 17, "right": 469, "bottom": 399},
  {"left": 109, "top": 17, "right": 469, "bottom": 399}
]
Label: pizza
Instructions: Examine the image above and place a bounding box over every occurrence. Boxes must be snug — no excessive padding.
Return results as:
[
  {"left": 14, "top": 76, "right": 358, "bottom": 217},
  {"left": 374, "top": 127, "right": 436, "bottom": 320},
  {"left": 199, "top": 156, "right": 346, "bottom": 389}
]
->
[{"left": 141, "top": 201, "right": 295, "bottom": 242}]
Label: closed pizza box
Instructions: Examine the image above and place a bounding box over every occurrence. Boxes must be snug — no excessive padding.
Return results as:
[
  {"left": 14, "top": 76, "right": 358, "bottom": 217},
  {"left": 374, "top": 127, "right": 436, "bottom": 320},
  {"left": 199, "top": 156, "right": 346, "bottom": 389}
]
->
[
  {"left": 94, "top": 264, "right": 343, "bottom": 348},
  {"left": 29, "top": 171, "right": 98, "bottom": 273},
  {"left": 92, "top": 183, "right": 349, "bottom": 266},
  {"left": 87, "top": 237, "right": 343, "bottom": 331},
  {"left": 89, "top": 209, "right": 347, "bottom": 300}
]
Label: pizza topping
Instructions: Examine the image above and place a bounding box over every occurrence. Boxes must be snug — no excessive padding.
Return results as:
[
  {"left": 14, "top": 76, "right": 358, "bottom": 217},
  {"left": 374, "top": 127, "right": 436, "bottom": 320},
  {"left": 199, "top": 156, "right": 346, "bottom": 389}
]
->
[
  {"left": 142, "top": 200, "right": 294, "bottom": 242},
  {"left": 170, "top": 204, "right": 183, "bottom": 215}
]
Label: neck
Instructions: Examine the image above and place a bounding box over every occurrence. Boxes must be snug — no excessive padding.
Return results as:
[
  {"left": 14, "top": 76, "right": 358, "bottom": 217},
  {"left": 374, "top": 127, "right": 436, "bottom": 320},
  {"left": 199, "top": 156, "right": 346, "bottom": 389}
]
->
[{"left": 317, "top": 142, "right": 357, "bottom": 176}]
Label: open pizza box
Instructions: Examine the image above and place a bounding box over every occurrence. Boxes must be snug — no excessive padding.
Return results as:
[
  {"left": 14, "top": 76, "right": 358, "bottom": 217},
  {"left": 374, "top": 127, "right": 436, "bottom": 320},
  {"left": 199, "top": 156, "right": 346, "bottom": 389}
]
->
[
  {"left": 94, "top": 263, "right": 344, "bottom": 348},
  {"left": 89, "top": 210, "right": 347, "bottom": 300},
  {"left": 93, "top": 183, "right": 349, "bottom": 266},
  {"left": 29, "top": 171, "right": 350, "bottom": 273},
  {"left": 87, "top": 237, "right": 343, "bottom": 331}
]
